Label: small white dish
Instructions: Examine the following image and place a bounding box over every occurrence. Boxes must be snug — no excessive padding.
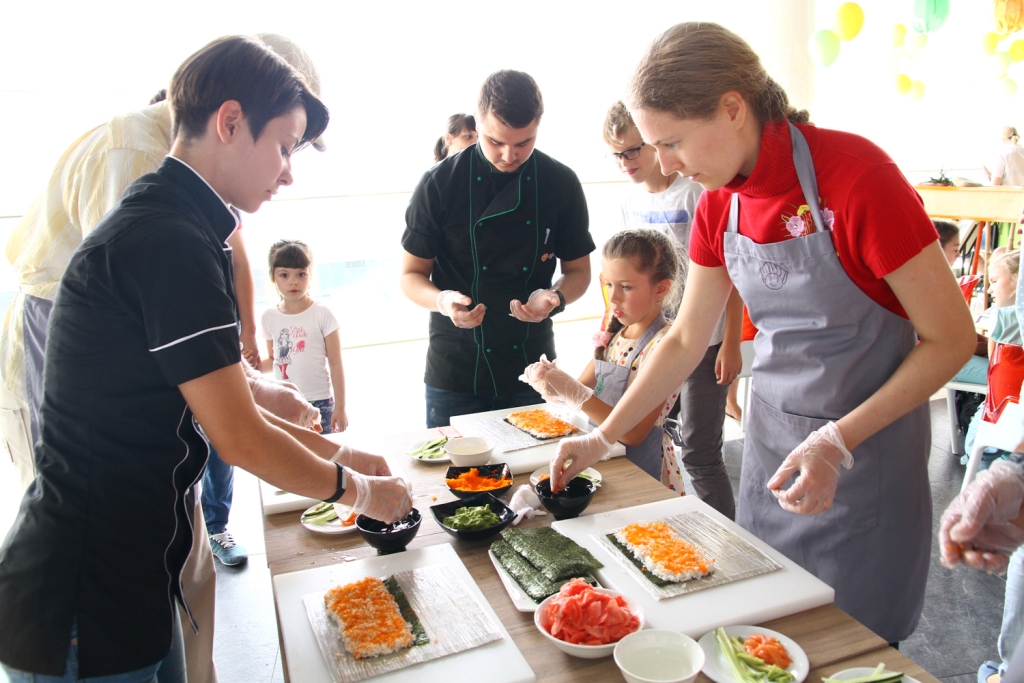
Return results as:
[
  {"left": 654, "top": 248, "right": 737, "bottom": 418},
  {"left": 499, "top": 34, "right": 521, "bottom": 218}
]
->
[
  {"left": 698, "top": 625, "right": 809, "bottom": 683},
  {"left": 530, "top": 466, "right": 602, "bottom": 487},
  {"left": 534, "top": 587, "right": 644, "bottom": 658},
  {"left": 614, "top": 629, "right": 704, "bottom": 683},
  {"left": 299, "top": 502, "right": 360, "bottom": 535},
  {"left": 827, "top": 668, "right": 920, "bottom": 683},
  {"left": 444, "top": 436, "right": 494, "bottom": 467},
  {"left": 407, "top": 438, "right": 451, "bottom": 463}
]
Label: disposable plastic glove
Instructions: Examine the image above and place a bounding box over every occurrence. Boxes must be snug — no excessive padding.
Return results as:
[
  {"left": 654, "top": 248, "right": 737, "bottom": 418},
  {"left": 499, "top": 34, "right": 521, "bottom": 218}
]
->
[
  {"left": 520, "top": 354, "right": 594, "bottom": 412},
  {"left": 348, "top": 470, "right": 413, "bottom": 524},
  {"left": 508, "top": 485, "right": 547, "bottom": 526},
  {"left": 549, "top": 428, "right": 613, "bottom": 493},
  {"left": 248, "top": 375, "right": 321, "bottom": 430},
  {"left": 331, "top": 445, "right": 391, "bottom": 477},
  {"left": 510, "top": 289, "right": 560, "bottom": 323},
  {"left": 940, "top": 460, "right": 1024, "bottom": 573},
  {"left": 436, "top": 290, "right": 485, "bottom": 329},
  {"left": 767, "top": 422, "right": 852, "bottom": 515}
]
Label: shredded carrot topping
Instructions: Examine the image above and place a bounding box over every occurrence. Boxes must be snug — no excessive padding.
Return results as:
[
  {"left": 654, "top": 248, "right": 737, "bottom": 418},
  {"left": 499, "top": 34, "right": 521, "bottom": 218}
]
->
[
  {"left": 446, "top": 467, "right": 513, "bottom": 491},
  {"left": 323, "top": 577, "right": 414, "bottom": 659},
  {"left": 617, "top": 521, "right": 714, "bottom": 579},
  {"left": 744, "top": 633, "right": 792, "bottom": 668}
]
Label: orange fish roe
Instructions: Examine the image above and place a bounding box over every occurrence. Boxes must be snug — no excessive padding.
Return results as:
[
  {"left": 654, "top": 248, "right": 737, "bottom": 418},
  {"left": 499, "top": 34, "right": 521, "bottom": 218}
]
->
[
  {"left": 507, "top": 409, "right": 579, "bottom": 439},
  {"left": 323, "top": 577, "right": 414, "bottom": 659},
  {"left": 446, "top": 468, "right": 513, "bottom": 492},
  {"left": 615, "top": 521, "right": 714, "bottom": 582}
]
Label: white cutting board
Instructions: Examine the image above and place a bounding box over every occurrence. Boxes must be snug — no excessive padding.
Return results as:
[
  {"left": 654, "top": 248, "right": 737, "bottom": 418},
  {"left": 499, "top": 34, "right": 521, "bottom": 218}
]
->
[
  {"left": 551, "top": 496, "right": 834, "bottom": 638},
  {"left": 450, "top": 404, "right": 626, "bottom": 475},
  {"left": 273, "top": 543, "right": 535, "bottom": 683},
  {"left": 259, "top": 434, "right": 350, "bottom": 515}
]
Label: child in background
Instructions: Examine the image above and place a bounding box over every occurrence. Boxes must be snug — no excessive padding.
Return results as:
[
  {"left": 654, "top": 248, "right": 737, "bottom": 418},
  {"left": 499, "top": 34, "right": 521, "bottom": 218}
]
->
[
  {"left": 261, "top": 240, "right": 348, "bottom": 433},
  {"left": 521, "top": 229, "right": 686, "bottom": 493}
]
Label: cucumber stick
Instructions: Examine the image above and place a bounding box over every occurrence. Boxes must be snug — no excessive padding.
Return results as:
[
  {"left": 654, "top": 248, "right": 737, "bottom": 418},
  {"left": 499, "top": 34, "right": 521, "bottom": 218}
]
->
[{"left": 715, "top": 628, "right": 796, "bottom": 683}]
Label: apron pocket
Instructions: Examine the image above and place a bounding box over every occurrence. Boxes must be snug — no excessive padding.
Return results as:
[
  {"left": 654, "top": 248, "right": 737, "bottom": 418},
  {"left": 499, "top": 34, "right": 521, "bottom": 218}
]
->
[{"left": 747, "top": 393, "right": 879, "bottom": 530}]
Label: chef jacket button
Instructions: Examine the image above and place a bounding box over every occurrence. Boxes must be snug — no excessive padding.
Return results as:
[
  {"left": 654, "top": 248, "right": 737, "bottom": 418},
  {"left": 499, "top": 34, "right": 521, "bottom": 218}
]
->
[
  {"left": 477, "top": 222, "right": 482, "bottom": 227},
  {"left": 512, "top": 345, "right": 518, "bottom": 350},
  {"left": 526, "top": 220, "right": 531, "bottom": 225},
  {"left": 482, "top": 265, "right": 488, "bottom": 271},
  {"left": 522, "top": 266, "right": 528, "bottom": 271},
  {"left": 486, "top": 348, "right": 492, "bottom": 353},
  {"left": 477, "top": 176, "right": 482, "bottom": 181},
  {"left": 526, "top": 176, "right": 531, "bottom": 181}
]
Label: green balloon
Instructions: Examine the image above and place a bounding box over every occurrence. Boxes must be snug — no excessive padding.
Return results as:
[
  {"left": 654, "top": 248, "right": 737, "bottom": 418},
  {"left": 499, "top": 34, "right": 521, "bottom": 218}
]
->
[
  {"left": 808, "top": 29, "right": 841, "bottom": 67},
  {"left": 912, "top": 0, "right": 950, "bottom": 34}
]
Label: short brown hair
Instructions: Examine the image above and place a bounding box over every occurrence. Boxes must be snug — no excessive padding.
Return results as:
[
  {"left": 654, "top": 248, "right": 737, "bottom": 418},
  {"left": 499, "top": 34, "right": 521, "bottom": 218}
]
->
[
  {"left": 268, "top": 239, "right": 313, "bottom": 277},
  {"left": 627, "top": 22, "right": 809, "bottom": 125},
  {"left": 603, "top": 101, "right": 637, "bottom": 146},
  {"left": 933, "top": 220, "right": 959, "bottom": 248},
  {"left": 478, "top": 70, "right": 544, "bottom": 128},
  {"left": 170, "top": 35, "right": 329, "bottom": 150}
]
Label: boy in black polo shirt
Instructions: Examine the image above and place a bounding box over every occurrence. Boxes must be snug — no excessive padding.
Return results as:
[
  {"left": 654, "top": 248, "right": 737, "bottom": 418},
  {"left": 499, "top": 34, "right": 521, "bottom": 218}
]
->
[{"left": 0, "top": 36, "right": 411, "bottom": 682}]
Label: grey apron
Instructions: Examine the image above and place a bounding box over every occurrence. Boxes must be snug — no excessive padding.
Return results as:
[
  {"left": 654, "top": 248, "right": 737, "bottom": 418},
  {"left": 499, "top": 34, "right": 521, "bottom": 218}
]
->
[
  {"left": 726, "top": 123, "right": 930, "bottom": 643},
  {"left": 593, "top": 312, "right": 667, "bottom": 479}
]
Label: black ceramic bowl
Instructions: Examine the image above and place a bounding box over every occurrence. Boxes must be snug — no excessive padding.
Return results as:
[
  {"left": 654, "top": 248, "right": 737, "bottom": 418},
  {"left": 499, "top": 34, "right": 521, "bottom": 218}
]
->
[
  {"left": 355, "top": 508, "right": 421, "bottom": 555},
  {"left": 430, "top": 493, "right": 516, "bottom": 541},
  {"left": 535, "top": 476, "right": 597, "bottom": 520},
  {"left": 444, "top": 463, "right": 514, "bottom": 499}
]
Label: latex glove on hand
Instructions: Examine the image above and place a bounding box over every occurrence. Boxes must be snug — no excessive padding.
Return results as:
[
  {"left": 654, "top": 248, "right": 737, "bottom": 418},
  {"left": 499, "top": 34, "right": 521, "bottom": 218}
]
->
[
  {"left": 550, "top": 428, "right": 613, "bottom": 493},
  {"left": 331, "top": 444, "right": 391, "bottom": 477},
  {"left": 520, "top": 354, "right": 594, "bottom": 412},
  {"left": 436, "top": 290, "right": 485, "bottom": 329},
  {"left": 510, "top": 289, "right": 559, "bottom": 323},
  {"left": 348, "top": 470, "right": 413, "bottom": 524},
  {"left": 767, "top": 422, "right": 852, "bottom": 515},
  {"left": 508, "top": 485, "right": 548, "bottom": 526},
  {"left": 248, "top": 372, "right": 321, "bottom": 431},
  {"left": 940, "top": 460, "right": 1024, "bottom": 573}
]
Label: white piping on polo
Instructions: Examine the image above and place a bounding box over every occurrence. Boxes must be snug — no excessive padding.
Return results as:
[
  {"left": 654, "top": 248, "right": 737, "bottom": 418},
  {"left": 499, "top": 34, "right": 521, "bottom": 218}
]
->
[
  {"left": 164, "top": 155, "right": 240, "bottom": 236},
  {"left": 149, "top": 322, "right": 238, "bottom": 352}
]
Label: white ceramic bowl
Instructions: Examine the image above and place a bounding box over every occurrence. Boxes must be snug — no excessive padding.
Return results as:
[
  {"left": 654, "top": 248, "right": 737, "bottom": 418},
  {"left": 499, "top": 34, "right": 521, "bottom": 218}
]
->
[
  {"left": 614, "top": 629, "right": 705, "bottom": 683},
  {"left": 443, "top": 437, "right": 494, "bottom": 467},
  {"left": 534, "top": 588, "right": 645, "bottom": 659}
]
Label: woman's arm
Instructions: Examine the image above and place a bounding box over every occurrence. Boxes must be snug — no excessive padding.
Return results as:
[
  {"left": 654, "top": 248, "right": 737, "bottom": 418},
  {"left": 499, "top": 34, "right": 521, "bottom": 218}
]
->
[
  {"left": 836, "top": 242, "right": 976, "bottom": 449},
  {"left": 716, "top": 287, "right": 744, "bottom": 384},
  {"left": 261, "top": 340, "right": 274, "bottom": 373},
  {"left": 325, "top": 330, "right": 348, "bottom": 432}
]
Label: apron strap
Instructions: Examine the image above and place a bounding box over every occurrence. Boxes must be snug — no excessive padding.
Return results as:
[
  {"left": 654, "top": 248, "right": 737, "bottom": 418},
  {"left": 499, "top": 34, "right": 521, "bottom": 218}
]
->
[{"left": 622, "top": 311, "right": 667, "bottom": 368}]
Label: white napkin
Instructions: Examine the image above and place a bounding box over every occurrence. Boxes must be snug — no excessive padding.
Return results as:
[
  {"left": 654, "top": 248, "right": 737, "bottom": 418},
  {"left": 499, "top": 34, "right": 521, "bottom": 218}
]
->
[{"left": 508, "top": 485, "right": 547, "bottom": 526}]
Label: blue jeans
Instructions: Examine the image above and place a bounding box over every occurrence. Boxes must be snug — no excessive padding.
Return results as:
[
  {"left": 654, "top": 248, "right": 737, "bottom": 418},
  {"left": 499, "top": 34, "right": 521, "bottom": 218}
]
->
[
  {"left": 425, "top": 385, "right": 542, "bottom": 428},
  {"left": 2, "top": 612, "right": 185, "bottom": 683},
  {"left": 201, "top": 444, "right": 233, "bottom": 535},
  {"left": 310, "top": 397, "right": 335, "bottom": 434}
]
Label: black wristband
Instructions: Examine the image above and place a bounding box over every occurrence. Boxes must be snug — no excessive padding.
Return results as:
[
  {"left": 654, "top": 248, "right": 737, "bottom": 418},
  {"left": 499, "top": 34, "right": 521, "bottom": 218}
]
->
[
  {"left": 323, "top": 463, "right": 347, "bottom": 503},
  {"left": 546, "top": 289, "right": 566, "bottom": 318}
]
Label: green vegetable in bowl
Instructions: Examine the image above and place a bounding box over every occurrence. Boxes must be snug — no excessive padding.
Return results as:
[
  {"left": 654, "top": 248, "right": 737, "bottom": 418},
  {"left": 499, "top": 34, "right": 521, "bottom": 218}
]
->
[{"left": 443, "top": 504, "right": 500, "bottom": 530}]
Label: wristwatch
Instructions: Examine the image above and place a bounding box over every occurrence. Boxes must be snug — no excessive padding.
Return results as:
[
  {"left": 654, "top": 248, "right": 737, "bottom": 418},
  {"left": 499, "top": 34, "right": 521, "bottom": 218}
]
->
[
  {"left": 323, "top": 463, "right": 348, "bottom": 503},
  {"left": 546, "top": 289, "right": 566, "bottom": 318}
]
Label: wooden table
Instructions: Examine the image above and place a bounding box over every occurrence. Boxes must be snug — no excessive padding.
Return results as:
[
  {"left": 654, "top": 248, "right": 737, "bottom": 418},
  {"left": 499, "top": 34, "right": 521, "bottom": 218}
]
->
[{"left": 263, "top": 431, "right": 941, "bottom": 683}]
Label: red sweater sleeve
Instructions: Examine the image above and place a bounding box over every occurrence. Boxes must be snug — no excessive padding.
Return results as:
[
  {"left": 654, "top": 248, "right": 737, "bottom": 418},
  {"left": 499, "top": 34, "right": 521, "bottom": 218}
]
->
[{"left": 688, "top": 191, "right": 725, "bottom": 268}]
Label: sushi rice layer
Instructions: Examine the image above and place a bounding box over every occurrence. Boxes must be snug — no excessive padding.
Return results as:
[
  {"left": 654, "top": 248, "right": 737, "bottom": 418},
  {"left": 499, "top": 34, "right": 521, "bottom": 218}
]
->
[
  {"left": 614, "top": 521, "right": 714, "bottom": 582},
  {"left": 324, "top": 577, "right": 415, "bottom": 659}
]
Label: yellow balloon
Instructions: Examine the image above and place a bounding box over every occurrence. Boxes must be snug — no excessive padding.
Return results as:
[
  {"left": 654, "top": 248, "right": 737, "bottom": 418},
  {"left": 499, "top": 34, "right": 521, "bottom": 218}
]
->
[
  {"left": 983, "top": 32, "right": 1001, "bottom": 55},
  {"left": 893, "top": 23, "right": 907, "bottom": 48},
  {"left": 835, "top": 2, "right": 865, "bottom": 41},
  {"left": 908, "top": 80, "right": 926, "bottom": 100},
  {"left": 1011, "top": 40, "right": 1024, "bottom": 62},
  {"left": 992, "top": 51, "right": 1012, "bottom": 76},
  {"left": 896, "top": 73, "right": 912, "bottom": 94},
  {"left": 1000, "top": 78, "right": 1018, "bottom": 98},
  {"left": 905, "top": 32, "right": 929, "bottom": 55}
]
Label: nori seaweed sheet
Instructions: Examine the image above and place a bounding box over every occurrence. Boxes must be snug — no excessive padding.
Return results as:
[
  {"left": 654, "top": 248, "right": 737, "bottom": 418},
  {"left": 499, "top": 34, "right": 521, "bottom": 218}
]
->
[
  {"left": 500, "top": 527, "right": 602, "bottom": 581},
  {"left": 605, "top": 534, "right": 671, "bottom": 587},
  {"left": 491, "top": 540, "right": 598, "bottom": 602},
  {"left": 382, "top": 576, "right": 429, "bottom": 646}
]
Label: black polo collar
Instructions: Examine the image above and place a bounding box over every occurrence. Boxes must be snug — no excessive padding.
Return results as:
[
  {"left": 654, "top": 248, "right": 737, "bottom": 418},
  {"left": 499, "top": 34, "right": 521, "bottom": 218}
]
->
[{"left": 161, "top": 156, "right": 240, "bottom": 243}]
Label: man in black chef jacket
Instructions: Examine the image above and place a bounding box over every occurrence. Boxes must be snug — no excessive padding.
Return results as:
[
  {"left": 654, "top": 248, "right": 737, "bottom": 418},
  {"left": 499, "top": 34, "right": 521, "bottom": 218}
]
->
[{"left": 401, "top": 70, "right": 594, "bottom": 427}]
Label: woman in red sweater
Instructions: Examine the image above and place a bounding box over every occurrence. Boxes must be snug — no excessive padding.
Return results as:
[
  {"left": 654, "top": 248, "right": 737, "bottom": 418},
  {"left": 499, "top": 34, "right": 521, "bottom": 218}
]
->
[{"left": 550, "top": 22, "right": 975, "bottom": 644}]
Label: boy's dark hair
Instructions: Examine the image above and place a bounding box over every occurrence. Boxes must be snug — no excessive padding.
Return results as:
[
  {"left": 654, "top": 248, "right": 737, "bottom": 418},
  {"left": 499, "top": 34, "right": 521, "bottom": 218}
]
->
[
  {"left": 170, "top": 35, "right": 329, "bottom": 150},
  {"left": 933, "top": 219, "right": 960, "bottom": 248},
  {"left": 268, "top": 239, "right": 313, "bottom": 277},
  {"left": 477, "top": 70, "right": 544, "bottom": 128}
]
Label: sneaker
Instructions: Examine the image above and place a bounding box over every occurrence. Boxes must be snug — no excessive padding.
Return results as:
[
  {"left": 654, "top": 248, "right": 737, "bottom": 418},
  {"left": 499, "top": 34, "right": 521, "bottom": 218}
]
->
[
  {"left": 209, "top": 530, "right": 248, "bottom": 566},
  {"left": 978, "top": 661, "right": 1000, "bottom": 683}
]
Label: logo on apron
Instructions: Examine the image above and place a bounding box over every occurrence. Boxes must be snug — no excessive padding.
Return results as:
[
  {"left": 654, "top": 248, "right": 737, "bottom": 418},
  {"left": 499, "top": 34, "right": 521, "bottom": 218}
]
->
[{"left": 759, "top": 261, "right": 789, "bottom": 290}]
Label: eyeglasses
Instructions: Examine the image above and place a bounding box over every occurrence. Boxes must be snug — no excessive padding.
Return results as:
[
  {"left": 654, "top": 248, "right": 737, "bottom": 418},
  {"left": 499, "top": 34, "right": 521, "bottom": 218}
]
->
[{"left": 609, "top": 143, "right": 646, "bottom": 162}]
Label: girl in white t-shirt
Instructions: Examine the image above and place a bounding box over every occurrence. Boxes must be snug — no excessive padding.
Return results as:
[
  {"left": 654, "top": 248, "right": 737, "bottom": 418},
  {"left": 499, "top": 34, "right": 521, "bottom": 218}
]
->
[{"left": 260, "top": 240, "right": 347, "bottom": 433}]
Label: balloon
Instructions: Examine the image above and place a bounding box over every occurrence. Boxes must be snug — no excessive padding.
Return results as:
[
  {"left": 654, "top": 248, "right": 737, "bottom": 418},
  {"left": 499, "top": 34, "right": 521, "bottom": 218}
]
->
[
  {"left": 905, "top": 32, "right": 929, "bottom": 55},
  {"left": 808, "top": 29, "right": 841, "bottom": 67},
  {"left": 908, "top": 80, "right": 926, "bottom": 100},
  {"left": 893, "top": 23, "right": 907, "bottom": 47},
  {"left": 995, "top": 0, "right": 1024, "bottom": 35},
  {"left": 895, "top": 73, "right": 912, "bottom": 94},
  {"left": 983, "top": 32, "right": 1001, "bottom": 55},
  {"left": 835, "top": 2, "right": 865, "bottom": 41},
  {"left": 991, "top": 51, "right": 1012, "bottom": 76},
  {"left": 913, "top": 0, "right": 950, "bottom": 33},
  {"left": 1000, "top": 78, "right": 1018, "bottom": 98},
  {"left": 1011, "top": 40, "right": 1024, "bottom": 62}
]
